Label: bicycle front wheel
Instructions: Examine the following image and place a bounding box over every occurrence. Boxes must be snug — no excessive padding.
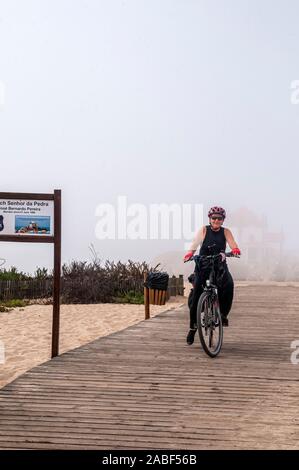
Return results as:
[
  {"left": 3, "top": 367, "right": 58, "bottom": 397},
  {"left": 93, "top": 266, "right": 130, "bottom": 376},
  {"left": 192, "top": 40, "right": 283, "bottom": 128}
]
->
[{"left": 197, "top": 292, "right": 223, "bottom": 358}]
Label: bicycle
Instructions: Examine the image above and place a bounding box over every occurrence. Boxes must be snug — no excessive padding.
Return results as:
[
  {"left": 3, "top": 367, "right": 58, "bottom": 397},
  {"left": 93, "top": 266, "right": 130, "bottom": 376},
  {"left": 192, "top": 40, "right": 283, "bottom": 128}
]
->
[{"left": 186, "top": 249, "right": 239, "bottom": 358}]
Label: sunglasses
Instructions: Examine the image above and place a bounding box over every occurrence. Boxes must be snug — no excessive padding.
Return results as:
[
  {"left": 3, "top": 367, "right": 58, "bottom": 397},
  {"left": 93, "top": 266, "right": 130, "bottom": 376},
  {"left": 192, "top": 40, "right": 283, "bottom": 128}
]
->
[{"left": 211, "top": 216, "right": 223, "bottom": 221}]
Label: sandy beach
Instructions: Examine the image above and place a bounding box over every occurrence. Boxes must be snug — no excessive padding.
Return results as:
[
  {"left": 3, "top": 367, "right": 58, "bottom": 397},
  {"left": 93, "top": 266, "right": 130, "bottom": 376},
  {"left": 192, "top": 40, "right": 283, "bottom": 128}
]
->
[{"left": 0, "top": 297, "right": 186, "bottom": 389}]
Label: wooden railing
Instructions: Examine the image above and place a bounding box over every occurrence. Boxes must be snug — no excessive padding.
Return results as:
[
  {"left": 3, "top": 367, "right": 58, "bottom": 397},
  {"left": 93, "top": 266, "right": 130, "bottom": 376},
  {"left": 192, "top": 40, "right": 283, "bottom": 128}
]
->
[
  {"left": 144, "top": 274, "right": 185, "bottom": 319},
  {"left": 0, "top": 279, "right": 52, "bottom": 301},
  {"left": 0, "top": 274, "right": 185, "bottom": 305},
  {"left": 166, "top": 274, "right": 184, "bottom": 299}
]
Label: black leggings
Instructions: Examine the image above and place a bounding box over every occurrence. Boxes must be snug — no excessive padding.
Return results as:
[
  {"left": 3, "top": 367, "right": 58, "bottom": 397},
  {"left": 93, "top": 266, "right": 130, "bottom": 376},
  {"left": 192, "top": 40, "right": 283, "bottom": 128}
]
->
[{"left": 189, "top": 268, "right": 234, "bottom": 329}]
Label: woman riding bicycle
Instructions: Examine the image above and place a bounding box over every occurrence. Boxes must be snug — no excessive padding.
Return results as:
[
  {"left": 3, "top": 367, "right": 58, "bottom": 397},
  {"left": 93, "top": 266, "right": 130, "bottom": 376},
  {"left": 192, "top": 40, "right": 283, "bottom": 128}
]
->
[{"left": 183, "top": 206, "right": 241, "bottom": 345}]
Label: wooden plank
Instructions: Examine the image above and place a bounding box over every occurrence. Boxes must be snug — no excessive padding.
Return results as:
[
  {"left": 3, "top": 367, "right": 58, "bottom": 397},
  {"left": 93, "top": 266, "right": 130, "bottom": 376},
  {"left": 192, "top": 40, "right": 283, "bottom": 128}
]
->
[
  {"left": 0, "top": 285, "right": 298, "bottom": 450},
  {"left": 149, "top": 288, "right": 155, "bottom": 305},
  {"left": 178, "top": 274, "right": 184, "bottom": 295},
  {"left": 0, "top": 235, "right": 54, "bottom": 243},
  {"left": 51, "top": 189, "right": 61, "bottom": 357},
  {"left": 0, "top": 192, "right": 54, "bottom": 200},
  {"left": 144, "top": 273, "right": 150, "bottom": 320}
]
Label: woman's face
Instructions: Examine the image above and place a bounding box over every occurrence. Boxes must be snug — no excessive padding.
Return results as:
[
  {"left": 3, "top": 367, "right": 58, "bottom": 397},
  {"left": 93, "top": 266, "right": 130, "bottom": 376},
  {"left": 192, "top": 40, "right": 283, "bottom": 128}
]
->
[{"left": 209, "top": 214, "right": 224, "bottom": 230}]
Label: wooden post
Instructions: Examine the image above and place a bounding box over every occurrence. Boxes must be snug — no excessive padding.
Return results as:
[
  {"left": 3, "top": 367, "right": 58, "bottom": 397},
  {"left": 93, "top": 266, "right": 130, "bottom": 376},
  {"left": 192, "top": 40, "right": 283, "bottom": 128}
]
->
[
  {"left": 176, "top": 276, "right": 181, "bottom": 296},
  {"left": 171, "top": 275, "right": 176, "bottom": 296},
  {"left": 51, "top": 190, "right": 61, "bottom": 358},
  {"left": 149, "top": 288, "right": 155, "bottom": 305},
  {"left": 144, "top": 272, "right": 150, "bottom": 320},
  {"left": 166, "top": 277, "right": 171, "bottom": 300},
  {"left": 179, "top": 274, "right": 184, "bottom": 296}
]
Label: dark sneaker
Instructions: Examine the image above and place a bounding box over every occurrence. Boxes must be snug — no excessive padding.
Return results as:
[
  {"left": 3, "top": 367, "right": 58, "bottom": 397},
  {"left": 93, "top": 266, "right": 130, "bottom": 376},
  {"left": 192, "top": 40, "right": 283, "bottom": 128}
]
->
[
  {"left": 186, "top": 328, "right": 197, "bottom": 345},
  {"left": 221, "top": 315, "right": 229, "bottom": 327}
]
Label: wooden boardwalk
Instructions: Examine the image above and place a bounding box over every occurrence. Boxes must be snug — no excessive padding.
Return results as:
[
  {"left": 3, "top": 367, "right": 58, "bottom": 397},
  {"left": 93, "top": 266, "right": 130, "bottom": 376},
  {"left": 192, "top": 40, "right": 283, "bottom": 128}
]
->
[{"left": 0, "top": 285, "right": 298, "bottom": 450}]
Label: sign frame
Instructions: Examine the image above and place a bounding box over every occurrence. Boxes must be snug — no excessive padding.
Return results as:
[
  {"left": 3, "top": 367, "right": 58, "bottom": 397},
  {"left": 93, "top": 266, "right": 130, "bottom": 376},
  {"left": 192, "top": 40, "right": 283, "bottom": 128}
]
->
[{"left": 0, "top": 190, "right": 61, "bottom": 358}]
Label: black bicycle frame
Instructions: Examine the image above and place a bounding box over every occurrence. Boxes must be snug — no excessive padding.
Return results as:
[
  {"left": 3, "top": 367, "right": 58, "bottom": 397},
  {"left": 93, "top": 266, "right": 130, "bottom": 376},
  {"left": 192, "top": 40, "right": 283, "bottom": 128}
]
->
[{"left": 193, "top": 254, "right": 221, "bottom": 292}]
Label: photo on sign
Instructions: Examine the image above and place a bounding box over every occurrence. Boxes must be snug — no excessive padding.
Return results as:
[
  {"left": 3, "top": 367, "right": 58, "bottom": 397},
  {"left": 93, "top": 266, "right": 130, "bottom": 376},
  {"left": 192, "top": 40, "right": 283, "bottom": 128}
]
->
[{"left": 14, "top": 216, "right": 51, "bottom": 235}]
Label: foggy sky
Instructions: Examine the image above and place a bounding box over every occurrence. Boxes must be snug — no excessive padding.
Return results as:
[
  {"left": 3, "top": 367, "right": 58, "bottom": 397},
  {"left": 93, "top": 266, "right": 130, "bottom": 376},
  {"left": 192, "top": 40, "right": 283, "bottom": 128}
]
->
[{"left": 0, "top": 0, "right": 298, "bottom": 273}]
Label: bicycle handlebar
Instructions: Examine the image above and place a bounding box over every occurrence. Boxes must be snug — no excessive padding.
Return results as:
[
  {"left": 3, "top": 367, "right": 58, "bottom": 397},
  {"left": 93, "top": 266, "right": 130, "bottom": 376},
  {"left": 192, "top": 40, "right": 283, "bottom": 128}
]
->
[{"left": 184, "top": 251, "right": 240, "bottom": 263}]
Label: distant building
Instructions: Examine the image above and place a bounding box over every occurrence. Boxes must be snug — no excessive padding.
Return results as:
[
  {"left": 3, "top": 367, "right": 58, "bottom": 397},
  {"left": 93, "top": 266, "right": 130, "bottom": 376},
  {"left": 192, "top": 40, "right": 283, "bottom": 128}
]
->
[
  {"left": 151, "top": 207, "right": 285, "bottom": 281},
  {"left": 228, "top": 207, "right": 284, "bottom": 279}
]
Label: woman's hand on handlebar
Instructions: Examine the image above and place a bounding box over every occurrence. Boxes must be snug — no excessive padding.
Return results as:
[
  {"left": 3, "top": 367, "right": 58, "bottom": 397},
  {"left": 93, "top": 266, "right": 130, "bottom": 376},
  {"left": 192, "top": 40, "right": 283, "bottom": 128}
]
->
[
  {"left": 183, "top": 250, "right": 195, "bottom": 263},
  {"left": 226, "top": 250, "right": 240, "bottom": 258}
]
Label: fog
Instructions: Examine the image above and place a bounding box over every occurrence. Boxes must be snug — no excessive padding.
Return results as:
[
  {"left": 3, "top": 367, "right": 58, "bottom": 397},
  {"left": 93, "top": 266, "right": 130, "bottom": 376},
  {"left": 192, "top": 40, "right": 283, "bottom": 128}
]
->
[{"left": 0, "top": 0, "right": 298, "bottom": 279}]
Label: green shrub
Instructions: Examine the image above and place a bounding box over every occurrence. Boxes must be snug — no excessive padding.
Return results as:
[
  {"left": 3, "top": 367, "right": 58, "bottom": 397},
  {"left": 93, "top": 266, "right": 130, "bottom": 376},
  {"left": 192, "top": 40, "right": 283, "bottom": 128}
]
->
[
  {"left": 114, "top": 291, "right": 144, "bottom": 304},
  {"left": 0, "top": 306, "right": 8, "bottom": 312},
  {"left": 0, "top": 299, "right": 28, "bottom": 311},
  {"left": 2, "top": 299, "right": 28, "bottom": 308},
  {"left": 0, "top": 266, "right": 29, "bottom": 281}
]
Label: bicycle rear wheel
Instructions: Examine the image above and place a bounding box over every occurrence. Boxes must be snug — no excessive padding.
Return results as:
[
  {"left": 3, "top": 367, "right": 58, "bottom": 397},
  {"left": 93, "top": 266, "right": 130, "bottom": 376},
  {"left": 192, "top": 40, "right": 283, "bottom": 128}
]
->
[{"left": 197, "top": 291, "right": 223, "bottom": 357}]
